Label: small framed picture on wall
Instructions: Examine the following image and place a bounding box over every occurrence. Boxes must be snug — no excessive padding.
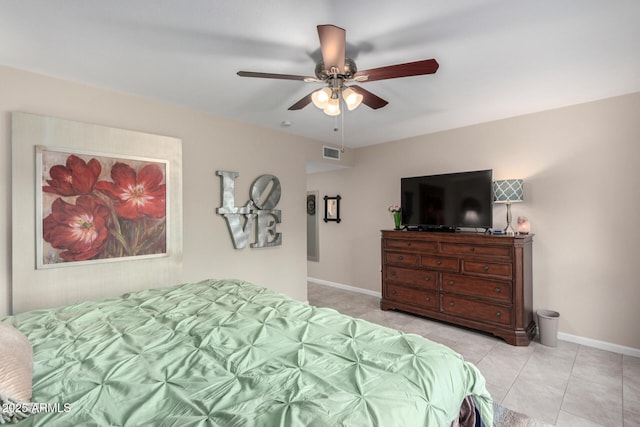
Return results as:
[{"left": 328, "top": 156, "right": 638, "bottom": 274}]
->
[{"left": 323, "top": 195, "right": 341, "bottom": 223}]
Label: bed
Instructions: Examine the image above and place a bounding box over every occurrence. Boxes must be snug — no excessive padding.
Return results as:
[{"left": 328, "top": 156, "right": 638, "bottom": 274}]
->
[{"left": 1, "top": 278, "right": 493, "bottom": 426}]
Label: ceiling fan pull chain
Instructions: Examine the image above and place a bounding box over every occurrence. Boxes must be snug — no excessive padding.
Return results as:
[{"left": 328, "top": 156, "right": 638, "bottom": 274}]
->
[
  {"left": 341, "top": 104, "right": 345, "bottom": 153},
  {"left": 331, "top": 106, "right": 345, "bottom": 153}
]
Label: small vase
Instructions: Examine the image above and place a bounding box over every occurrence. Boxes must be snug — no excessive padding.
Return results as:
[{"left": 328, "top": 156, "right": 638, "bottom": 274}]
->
[{"left": 393, "top": 211, "right": 401, "bottom": 230}]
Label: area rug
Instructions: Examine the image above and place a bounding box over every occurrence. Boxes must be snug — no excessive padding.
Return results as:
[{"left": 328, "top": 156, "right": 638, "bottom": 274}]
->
[{"left": 494, "top": 403, "right": 554, "bottom": 427}]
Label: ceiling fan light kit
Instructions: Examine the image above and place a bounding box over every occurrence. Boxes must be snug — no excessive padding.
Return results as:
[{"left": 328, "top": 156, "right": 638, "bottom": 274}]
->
[
  {"left": 310, "top": 86, "right": 363, "bottom": 116},
  {"left": 237, "top": 24, "right": 439, "bottom": 117}
]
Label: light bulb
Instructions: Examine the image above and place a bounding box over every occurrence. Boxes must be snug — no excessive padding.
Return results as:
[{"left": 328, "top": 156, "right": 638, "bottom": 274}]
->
[
  {"left": 324, "top": 97, "right": 341, "bottom": 116},
  {"left": 311, "top": 87, "right": 331, "bottom": 109}
]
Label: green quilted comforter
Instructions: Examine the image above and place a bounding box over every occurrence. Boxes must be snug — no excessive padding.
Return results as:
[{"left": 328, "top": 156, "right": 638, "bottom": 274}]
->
[{"left": 4, "top": 279, "right": 493, "bottom": 426}]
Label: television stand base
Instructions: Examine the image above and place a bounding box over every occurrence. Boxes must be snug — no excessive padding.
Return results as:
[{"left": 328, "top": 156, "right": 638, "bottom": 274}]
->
[{"left": 424, "top": 226, "right": 457, "bottom": 233}]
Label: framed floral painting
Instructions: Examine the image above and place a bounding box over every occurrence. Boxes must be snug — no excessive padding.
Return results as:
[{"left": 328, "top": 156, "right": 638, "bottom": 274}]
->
[{"left": 36, "top": 146, "right": 170, "bottom": 268}]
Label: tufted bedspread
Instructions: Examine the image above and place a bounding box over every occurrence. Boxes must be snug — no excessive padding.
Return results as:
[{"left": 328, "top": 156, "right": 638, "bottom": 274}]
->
[{"left": 4, "top": 279, "right": 492, "bottom": 426}]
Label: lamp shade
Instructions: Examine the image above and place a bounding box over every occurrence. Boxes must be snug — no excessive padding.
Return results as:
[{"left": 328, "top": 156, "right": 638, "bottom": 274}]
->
[
  {"left": 323, "top": 97, "right": 341, "bottom": 116},
  {"left": 311, "top": 87, "right": 331, "bottom": 109},
  {"left": 493, "top": 179, "right": 524, "bottom": 203},
  {"left": 342, "top": 87, "right": 363, "bottom": 111}
]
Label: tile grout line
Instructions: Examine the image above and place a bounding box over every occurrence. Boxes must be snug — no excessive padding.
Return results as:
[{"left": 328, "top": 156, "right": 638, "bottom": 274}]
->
[
  {"left": 553, "top": 343, "right": 580, "bottom": 426},
  {"left": 501, "top": 343, "right": 538, "bottom": 407},
  {"left": 621, "top": 355, "right": 627, "bottom": 427}
]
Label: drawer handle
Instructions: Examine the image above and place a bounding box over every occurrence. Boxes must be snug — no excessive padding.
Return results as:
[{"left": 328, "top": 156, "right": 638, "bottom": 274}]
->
[
  {"left": 448, "top": 280, "right": 454, "bottom": 286},
  {"left": 398, "top": 255, "right": 404, "bottom": 260},
  {"left": 482, "top": 265, "right": 489, "bottom": 271},
  {"left": 436, "top": 260, "right": 442, "bottom": 265},
  {"left": 424, "top": 277, "right": 430, "bottom": 282},
  {"left": 470, "top": 247, "right": 475, "bottom": 252},
  {"left": 494, "top": 287, "right": 501, "bottom": 293},
  {"left": 407, "top": 242, "right": 412, "bottom": 246},
  {"left": 449, "top": 301, "right": 455, "bottom": 307},
  {"left": 495, "top": 311, "right": 502, "bottom": 317},
  {"left": 391, "top": 289, "right": 397, "bottom": 294},
  {"left": 424, "top": 297, "right": 431, "bottom": 302},
  {"left": 390, "top": 271, "right": 397, "bottom": 276}
]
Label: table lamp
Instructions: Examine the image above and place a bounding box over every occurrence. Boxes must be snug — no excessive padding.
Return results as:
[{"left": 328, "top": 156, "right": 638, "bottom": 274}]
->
[{"left": 493, "top": 179, "right": 524, "bottom": 235}]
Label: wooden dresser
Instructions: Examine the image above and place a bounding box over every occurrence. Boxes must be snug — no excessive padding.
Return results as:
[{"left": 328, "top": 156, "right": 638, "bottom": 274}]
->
[{"left": 380, "top": 230, "right": 535, "bottom": 346}]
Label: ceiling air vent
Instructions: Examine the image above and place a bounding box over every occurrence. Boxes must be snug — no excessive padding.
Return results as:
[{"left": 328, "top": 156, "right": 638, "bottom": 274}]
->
[{"left": 323, "top": 146, "right": 341, "bottom": 160}]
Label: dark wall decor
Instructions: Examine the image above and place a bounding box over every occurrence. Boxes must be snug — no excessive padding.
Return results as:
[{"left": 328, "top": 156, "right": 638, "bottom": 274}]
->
[
  {"left": 306, "top": 194, "right": 316, "bottom": 215},
  {"left": 323, "top": 195, "right": 341, "bottom": 223},
  {"left": 216, "top": 171, "right": 282, "bottom": 249},
  {"left": 307, "top": 191, "right": 319, "bottom": 262}
]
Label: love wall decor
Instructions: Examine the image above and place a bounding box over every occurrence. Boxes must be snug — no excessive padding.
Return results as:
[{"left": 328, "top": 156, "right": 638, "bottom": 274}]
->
[{"left": 216, "top": 171, "right": 282, "bottom": 249}]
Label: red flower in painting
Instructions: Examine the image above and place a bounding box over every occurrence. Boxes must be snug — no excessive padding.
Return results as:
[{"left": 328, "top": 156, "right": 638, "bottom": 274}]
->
[
  {"left": 43, "top": 155, "right": 102, "bottom": 196},
  {"left": 43, "top": 196, "right": 111, "bottom": 261},
  {"left": 95, "top": 162, "right": 166, "bottom": 220}
]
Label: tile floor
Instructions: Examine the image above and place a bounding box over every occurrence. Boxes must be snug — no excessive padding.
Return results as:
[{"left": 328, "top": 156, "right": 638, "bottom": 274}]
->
[{"left": 308, "top": 282, "right": 640, "bottom": 427}]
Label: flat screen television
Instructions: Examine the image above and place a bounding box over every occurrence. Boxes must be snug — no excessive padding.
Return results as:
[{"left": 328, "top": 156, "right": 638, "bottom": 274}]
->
[{"left": 401, "top": 169, "right": 493, "bottom": 231}]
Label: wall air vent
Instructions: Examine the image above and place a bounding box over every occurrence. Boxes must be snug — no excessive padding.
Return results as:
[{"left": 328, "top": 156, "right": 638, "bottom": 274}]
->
[{"left": 322, "top": 146, "right": 341, "bottom": 160}]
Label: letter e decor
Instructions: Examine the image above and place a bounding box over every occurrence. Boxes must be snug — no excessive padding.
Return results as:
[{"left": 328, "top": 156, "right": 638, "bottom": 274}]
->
[{"left": 216, "top": 171, "right": 282, "bottom": 249}]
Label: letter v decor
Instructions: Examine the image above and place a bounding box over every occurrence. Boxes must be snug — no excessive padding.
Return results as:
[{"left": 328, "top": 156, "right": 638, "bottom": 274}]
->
[{"left": 216, "top": 171, "right": 282, "bottom": 249}]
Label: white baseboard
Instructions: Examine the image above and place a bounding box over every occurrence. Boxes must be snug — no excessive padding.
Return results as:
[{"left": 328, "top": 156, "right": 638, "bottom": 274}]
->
[
  {"left": 308, "top": 277, "right": 640, "bottom": 357},
  {"left": 307, "top": 277, "right": 381, "bottom": 298},
  {"left": 557, "top": 331, "right": 640, "bottom": 358}
]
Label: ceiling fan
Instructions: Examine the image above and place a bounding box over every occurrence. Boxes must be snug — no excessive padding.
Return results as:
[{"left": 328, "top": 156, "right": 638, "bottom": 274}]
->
[{"left": 237, "top": 24, "right": 439, "bottom": 116}]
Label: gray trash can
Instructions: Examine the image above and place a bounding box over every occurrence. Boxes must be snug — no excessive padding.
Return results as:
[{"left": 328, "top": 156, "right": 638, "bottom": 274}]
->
[{"left": 537, "top": 310, "right": 560, "bottom": 347}]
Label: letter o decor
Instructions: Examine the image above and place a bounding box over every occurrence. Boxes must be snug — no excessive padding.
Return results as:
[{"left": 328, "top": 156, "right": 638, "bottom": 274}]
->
[{"left": 251, "top": 175, "right": 281, "bottom": 210}]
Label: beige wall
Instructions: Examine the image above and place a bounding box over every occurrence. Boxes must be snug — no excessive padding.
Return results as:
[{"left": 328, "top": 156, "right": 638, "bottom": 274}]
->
[
  {"left": 308, "top": 92, "right": 640, "bottom": 350},
  {"left": 0, "top": 65, "right": 346, "bottom": 316}
]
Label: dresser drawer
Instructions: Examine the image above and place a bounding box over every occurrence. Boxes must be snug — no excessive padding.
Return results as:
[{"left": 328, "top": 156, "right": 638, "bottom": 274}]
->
[
  {"left": 384, "top": 251, "right": 419, "bottom": 267},
  {"left": 440, "top": 243, "right": 512, "bottom": 259},
  {"left": 386, "top": 283, "right": 437, "bottom": 309},
  {"left": 441, "top": 295, "right": 512, "bottom": 326},
  {"left": 420, "top": 255, "right": 459, "bottom": 272},
  {"left": 385, "top": 266, "right": 437, "bottom": 289},
  {"left": 462, "top": 260, "right": 512, "bottom": 279},
  {"left": 441, "top": 273, "right": 512, "bottom": 302},
  {"left": 384, "top": 239, "right": 437, "bottom": 253}
]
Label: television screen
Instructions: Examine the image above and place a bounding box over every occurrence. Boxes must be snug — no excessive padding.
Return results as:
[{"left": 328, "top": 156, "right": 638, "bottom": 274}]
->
[{"left": 401, "top": 169, "right": 493, "bottom": 231}]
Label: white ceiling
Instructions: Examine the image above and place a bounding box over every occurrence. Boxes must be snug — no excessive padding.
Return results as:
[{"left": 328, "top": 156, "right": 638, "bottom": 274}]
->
[{"left": 2, "top": 0, "right": 639, "bottom": 148}]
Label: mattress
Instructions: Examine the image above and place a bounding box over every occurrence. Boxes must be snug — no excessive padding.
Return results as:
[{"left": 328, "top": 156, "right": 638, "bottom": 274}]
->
[{"left": 3, "top": 279, "right": 493, "bottom": 426}]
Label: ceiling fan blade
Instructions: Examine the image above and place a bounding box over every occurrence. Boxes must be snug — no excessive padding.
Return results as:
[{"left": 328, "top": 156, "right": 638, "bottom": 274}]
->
[
  {"left": 237, "top": 71, "right": 312, "bottom": 81},
  {"left": 350, "top": 85, "right": 388, "bottom": 109},
  {"left": 288, "top": 91, "right": 315, "bottom": 110},
  {"left": 317, "top": 24, "right": 346, "bottom": 74},
  {"left": 354, "top": 59, "right": 439, "bottom": 82}
]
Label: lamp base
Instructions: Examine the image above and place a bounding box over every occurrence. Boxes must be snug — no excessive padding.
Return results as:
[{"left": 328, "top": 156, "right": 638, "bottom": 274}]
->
[
  {"left": 504, "top": 203, "right": 515, "bottom": 235},
  {"left": 504, "top": 224, "right": 517, "bottom": 236}
]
